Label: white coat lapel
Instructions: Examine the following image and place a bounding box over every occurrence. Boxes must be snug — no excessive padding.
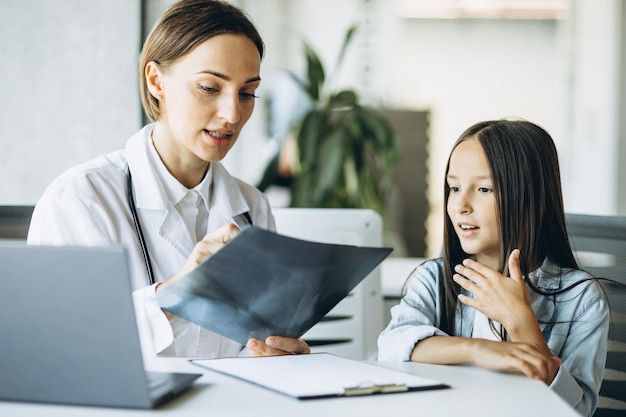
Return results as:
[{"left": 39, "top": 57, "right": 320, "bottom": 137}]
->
[
  {"left": 207, "top": 162, "right": 251, "bottom": 231},
  {"left": 125, "top": 125, "right": 196, "bottom": 260}
]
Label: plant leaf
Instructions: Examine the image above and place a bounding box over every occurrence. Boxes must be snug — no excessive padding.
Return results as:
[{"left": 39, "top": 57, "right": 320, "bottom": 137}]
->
[
  {"left": 313, "top": 130, "right": 345, "bottom": 204},
  {"left": 285, "top": 71, "right": 309, "bottom": 95},
  {"left": 296, "top": 109, "right": 326, "bottom": 171},
  {"left": 303, "top": 41, "right": 325, "bottom": 102},
  {"left": 330, "top": 90, "right": 358, "bottom": 107},
  {"left": 343, "top": 155, "right": 359, "bottom": 201},
  {"left": 357, "top": 108, "right": 399, "bottom": 166},
  {"left": 334, "top": 24, "right": 359, "bottom": 79}
]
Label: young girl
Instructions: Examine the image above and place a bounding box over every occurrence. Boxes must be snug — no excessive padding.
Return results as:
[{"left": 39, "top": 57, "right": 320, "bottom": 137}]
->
[{"left": 378, "top": 120, "right": 608, "bottom": 417}]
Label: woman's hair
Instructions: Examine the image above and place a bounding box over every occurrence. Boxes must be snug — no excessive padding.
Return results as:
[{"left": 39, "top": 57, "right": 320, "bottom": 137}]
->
[
  {"left": 439, "top": 119, "right": 578, "bottom": 333},
  {"left": 139, "top": 0, "right": 265, "bottom": 121}
]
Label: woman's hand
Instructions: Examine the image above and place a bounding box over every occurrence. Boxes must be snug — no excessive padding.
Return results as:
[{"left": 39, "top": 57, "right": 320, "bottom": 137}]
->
[
  {"left": 472, "top": 339, "right": 561, "bottom": 385},
  {"left": 157, "top": 223, "right": 241, "bottom": 292},
  {"left": 453, "top": 249, "right": 533, "bottom": 329},
  {"left": 246, "top": 336, "right": 311, "bottom": 357}
]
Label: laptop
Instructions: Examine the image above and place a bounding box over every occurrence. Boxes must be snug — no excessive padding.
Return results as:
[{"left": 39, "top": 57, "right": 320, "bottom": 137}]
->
[{"left": 0, "top": 242, "right": 201, "bottom": 409}]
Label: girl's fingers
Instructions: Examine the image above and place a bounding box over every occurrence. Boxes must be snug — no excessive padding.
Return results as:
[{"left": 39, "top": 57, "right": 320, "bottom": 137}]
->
[
  {"left": 507, "top": 249, "right": 524, "bottom": 283},
  {"left": 454, "top": 263, "right": 487, "bottom": 287},
  {"left": 457, "top": 293, "right": 477, "bottom": 308},
  {"left": 459, "top": 258, "right": 495, "bottom": 279},
  {"left": 505, "top": 345, "right": 560, "bottom": 384},
  {"left": 453, "top": 273, "right": 480, "bottom": 292}
]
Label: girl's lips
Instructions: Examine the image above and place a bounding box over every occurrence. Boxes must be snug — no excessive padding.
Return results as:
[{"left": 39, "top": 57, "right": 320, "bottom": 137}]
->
[{"left": 458, "top": 223, "right": 479, "bottom": 238}]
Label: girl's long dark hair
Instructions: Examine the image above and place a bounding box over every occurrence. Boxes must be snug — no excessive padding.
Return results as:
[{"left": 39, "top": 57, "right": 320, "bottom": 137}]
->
[{"left": 440, "top": 120, "right": 578, "bottom": 334}]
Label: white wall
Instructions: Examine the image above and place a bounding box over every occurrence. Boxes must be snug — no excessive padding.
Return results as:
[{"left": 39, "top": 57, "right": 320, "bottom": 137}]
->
[
  {"left": 1, "top": 0, "right": 624, "bottom": 256},
  {"left": 560, "top": 0, "right": 622, "bottom": 215},
  {"left": 386, "top": 16, "right": 562, "bottom": 256},
  {"left": 0, "top": 0, "right": 142, "bottom": 204},
  {"left": 227, "top": 0, "right": 565, "bottom": 256},
  {"left": 229, "top": 0, "right": 626, "bottom": 256}
]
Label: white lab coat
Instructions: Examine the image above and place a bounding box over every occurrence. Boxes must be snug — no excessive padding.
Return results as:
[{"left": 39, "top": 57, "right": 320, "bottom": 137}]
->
[{"left": 28, "top": 124, "right": 276, "bottom": 358}]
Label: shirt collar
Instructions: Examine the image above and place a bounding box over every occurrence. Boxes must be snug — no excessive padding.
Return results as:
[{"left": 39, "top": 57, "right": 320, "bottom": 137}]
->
[
  {"left": 147, "top": 137, "right": 212, "bottom": 208},
  {"left": 528, "top": 257, "right": 561, "bottom": 290},
  {"left": 196, "top": 167, "right": 212, "bottom": 211}
]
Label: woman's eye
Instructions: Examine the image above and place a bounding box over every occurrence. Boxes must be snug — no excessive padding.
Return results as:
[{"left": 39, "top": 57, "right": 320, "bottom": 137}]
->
[
  {"left": 199, "top": 85, "right": 217, "bottom": 94},
  {"left": 478, "top": 187, "right": 493, "bottom": 193},
  {"left": 448, "top": 186, "right": 459, "bottom": 192},
  {"left": 239, "top": 92, "right": 259, "bottom": 101}
]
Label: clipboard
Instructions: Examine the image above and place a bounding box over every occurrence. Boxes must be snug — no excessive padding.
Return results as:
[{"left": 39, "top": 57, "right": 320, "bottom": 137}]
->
[
  {"left": 191, "top": 353, "right": 449, "bottom": 400},
  {"left": 155, "top": 226, "right": 392, "bottom": 345}
]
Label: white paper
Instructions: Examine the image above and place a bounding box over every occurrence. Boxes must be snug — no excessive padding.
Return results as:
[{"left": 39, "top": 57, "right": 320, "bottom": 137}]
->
[{"left": 192, "top": 353, "right": 446, "bottom": 399}]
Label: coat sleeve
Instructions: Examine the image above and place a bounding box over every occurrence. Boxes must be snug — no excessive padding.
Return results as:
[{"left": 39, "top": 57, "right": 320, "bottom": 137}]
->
[{"left": 27, "top": 167, "right": 127, "bottom": 247}]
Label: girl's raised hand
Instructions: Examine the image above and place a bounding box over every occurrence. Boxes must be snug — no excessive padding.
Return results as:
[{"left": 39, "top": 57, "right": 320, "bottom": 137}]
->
[{"left": 453, "top": 249, "right": 533, "bottom": 329}]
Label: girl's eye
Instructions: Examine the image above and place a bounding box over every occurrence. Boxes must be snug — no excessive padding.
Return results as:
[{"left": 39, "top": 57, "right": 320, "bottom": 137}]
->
[
  {"left": 448, "top": 186, "right": 460, "bottom": 192},
  {"left": 478, "top": 187, "right": 493, "bottom": 193}
]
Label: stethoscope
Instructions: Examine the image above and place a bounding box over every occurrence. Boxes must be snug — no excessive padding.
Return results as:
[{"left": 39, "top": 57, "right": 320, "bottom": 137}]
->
[{"left": 125, "top": 165, "right": 252, "bottom": 286}]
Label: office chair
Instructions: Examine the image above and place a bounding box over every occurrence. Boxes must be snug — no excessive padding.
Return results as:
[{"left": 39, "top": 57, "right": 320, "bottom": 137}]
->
[
  {"left": 565, "top": 213, "right": 626, "bottom": 417},
  {"left": 0, "top": 205, "right": 34, "bottom": 239}
]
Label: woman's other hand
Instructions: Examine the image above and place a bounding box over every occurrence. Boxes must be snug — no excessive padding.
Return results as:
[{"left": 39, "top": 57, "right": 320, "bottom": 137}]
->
[
  {"left": 246, "top": 336, "right": 311, "bottom": 357},
  {"left": 157, "top": 222, "right": 241, "bottom": 291}
]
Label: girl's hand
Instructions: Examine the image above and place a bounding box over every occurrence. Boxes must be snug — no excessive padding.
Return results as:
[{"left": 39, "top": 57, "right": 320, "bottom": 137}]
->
[
  {"left": 453, "top": 249, "right": 533, "bottom": 329},
  {"left": 473, "top": 339, "right": 561, "bottom": 385}
]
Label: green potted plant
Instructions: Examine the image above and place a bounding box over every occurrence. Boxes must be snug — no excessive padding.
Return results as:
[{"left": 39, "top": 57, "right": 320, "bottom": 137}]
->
[{"left": 259, "top": 25, "right": 398, "bottom": 217}]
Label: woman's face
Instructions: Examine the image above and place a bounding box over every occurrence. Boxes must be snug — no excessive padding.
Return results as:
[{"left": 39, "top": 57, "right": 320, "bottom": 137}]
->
[
  {"left": 446, "top": 137, "right": 500, "bottom": 269},
  {"left": 147, "top": 33, "right": 261, "bottom": 181}
]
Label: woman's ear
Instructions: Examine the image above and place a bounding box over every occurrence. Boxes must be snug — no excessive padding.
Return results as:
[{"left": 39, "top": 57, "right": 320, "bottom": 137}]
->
[{"left": 145, "top": 61, "right": 163, "bottom": 100}]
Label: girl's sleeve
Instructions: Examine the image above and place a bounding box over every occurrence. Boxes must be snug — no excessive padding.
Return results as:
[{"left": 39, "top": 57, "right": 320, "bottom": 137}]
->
[
  {"left": 377, "top": 260, "right": 449, "bottom": 361},
  {"left": 549, "top": 283, "right": 609, "bottom": 417}
]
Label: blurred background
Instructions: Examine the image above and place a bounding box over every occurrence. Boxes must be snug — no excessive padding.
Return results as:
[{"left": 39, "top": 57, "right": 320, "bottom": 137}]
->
[{"left": 1, "top": 0, "right": 624, "bottom": 258}]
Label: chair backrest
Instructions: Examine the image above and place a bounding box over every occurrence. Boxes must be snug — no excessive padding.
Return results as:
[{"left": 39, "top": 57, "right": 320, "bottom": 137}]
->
[
  {"left": 565, "top": 213, "right": 626, "bottom": 416},
  {"left": 0, "top": 205, "right": 34, "bottom": 240}
]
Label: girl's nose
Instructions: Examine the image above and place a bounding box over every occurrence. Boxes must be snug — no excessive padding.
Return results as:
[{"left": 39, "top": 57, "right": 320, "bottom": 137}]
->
[{"left": 454, "top": 193, "right": 472, "bottom": 214}]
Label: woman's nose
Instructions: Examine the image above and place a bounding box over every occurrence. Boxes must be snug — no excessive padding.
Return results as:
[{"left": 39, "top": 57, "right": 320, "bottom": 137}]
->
[{"left": 217, "top": 93, "right": 241, "bottom": 124}]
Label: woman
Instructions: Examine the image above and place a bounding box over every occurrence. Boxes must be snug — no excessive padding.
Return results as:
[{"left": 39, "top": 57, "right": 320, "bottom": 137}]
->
[
  {"left": 28, "top": 0, "right": 310, "bottom": 359},
  {"left": 378, "top": 120, "right": 608, "bottom": 416}
]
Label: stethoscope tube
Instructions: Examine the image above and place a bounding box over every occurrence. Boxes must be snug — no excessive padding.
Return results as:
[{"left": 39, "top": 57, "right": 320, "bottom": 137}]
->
[
  {"left": 126, "top": 165, "right": 156, "bottom": 285},
  {"left": 125, "top": 163, "right": 253, "bottom": 287}
]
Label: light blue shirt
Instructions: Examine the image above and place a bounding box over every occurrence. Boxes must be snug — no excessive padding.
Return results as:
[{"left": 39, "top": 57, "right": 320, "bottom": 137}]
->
[{"left": 378, "top": 258, "right": 609, "bottom": 417}]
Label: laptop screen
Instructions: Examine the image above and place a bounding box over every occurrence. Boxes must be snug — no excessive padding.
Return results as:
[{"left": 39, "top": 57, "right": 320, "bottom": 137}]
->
[{"left": 0, "top": 243, "right": 177, "bottom": 408}]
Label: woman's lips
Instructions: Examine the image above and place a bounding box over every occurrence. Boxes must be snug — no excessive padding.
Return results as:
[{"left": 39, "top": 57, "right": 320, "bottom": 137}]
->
[{"left": 204, "top": 129, "right": 234, "bottom": 147}]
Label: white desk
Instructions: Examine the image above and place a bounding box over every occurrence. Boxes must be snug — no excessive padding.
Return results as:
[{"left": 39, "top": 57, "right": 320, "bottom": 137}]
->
[{"left": 1, "top": 356, "right": 578, "bottom": 417}]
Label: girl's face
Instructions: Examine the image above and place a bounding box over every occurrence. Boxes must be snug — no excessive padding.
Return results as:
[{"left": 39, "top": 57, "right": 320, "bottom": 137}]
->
[
  {"left": 446, "top": 137, "right": 500, "bottom": 269},
  {"left": 147, "top": 33, "right": 261, "bottom": 182}
]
